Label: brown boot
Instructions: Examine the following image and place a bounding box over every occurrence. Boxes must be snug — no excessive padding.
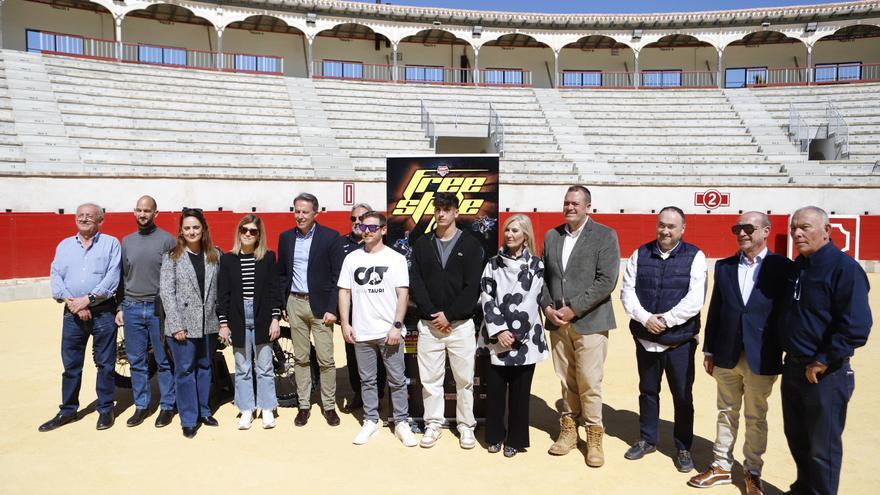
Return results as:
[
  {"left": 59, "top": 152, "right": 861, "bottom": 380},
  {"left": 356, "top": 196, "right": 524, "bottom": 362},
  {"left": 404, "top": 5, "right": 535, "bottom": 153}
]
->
[
  {"left": 548, "top": 415, "right": 579, "bottom": 456},
  {"left": 585, "top": 425, "right": 605, "bottom": 467}
]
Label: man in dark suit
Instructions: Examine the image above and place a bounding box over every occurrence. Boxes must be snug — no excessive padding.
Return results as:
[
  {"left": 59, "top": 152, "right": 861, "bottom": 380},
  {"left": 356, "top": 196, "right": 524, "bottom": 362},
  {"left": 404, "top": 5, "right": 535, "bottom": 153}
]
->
[
  {"left": 688, "top": 211, "right": 792, "bottom": 495},
  {"left": 278, "top": 192, "right": 343, "bottom": 427},
  {"left": 541, "top": 185, "right": 620, "bottom": 467}
]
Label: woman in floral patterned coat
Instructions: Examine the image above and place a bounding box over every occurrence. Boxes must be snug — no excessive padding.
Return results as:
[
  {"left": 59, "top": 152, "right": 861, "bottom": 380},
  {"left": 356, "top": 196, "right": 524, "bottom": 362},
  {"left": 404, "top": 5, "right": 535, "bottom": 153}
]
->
[{"left": 478, "top": 213, "right": 549, "bottom": 457}]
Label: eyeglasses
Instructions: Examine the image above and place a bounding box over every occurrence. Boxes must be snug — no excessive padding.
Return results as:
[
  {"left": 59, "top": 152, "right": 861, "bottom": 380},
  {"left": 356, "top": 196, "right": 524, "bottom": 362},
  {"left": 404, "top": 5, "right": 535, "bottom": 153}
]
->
[
  {"left": 182, "top": 207, "right": 203, "bottom": 215},
  {"left": 239, "top": 227, "right": 260, "bottom": 236},
  {"left": 361, "top": 224, "right": 382, "bottom": 234},
  {"left": 731, "top": 224, "right": 758, "bottom": 235},
  {"left": 76, "top": 214, "right": 97, "bottom": 221},
  {"left": 350, "top": 214, "right": 365, "bottom": 222}
]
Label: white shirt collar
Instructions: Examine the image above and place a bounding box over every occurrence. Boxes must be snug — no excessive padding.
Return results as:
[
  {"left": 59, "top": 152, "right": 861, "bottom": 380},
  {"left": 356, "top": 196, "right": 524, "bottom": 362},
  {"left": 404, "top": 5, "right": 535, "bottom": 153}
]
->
[
  {"left": 565, "top": 217, "right": 589, "bottom": 237},
  {"left": 740, "top": 246, "right": 768, "bottom": 266}
]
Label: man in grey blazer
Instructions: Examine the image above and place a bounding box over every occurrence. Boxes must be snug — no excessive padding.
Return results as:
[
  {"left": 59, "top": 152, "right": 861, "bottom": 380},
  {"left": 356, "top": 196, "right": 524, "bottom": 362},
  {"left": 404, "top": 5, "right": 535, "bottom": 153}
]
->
[{"left": 541, "top": 185, "right": 620, "bottom": 468}]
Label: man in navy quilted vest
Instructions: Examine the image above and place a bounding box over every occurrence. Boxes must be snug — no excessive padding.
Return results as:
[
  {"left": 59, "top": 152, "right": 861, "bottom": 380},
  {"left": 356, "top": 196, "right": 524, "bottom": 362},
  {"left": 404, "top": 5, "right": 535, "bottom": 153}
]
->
[{"left": 621, "top": 206, "right": 707, "bottom": 473}]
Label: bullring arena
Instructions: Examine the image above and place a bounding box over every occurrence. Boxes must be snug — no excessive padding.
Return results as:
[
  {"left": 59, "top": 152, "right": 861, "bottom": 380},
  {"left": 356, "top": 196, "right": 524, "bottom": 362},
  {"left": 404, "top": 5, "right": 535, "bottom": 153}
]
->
[{"left": 0, "top": 0, "right": 878, "bottom": 493}]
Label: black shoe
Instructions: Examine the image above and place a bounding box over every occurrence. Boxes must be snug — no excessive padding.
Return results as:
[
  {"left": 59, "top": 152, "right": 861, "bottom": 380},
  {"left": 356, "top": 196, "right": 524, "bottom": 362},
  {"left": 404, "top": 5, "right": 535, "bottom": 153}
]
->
[
  {"left": 344, "top": 394, "right": 363, "bottom": 413},
  {"left": 323, "top": 409, "right": 341, "bottom": 427},
  {"left": 198, "top": 416, "right": 219, "bottom": 427},
  {"left": 96, "top": 412, "right": 115, "bottom": 430},
  {"left": 294, "top": 408, "right": 310, "bottom": 427},
  {"left": 487, "top": 442, "right": 502, "bottom": 454},
  {"left": 676, "top": 450, "right": 694, "bottom": 472},
  {"left": 38, "top": 413, "right": 77, "bottom": 432},
  {"left": 503, "top": 446, "right": 518, "bottom": 458},
  {"left": 182, "top": 426, "right": 198, "bottom": 439},
  {"left": 624, "top": 440, "right": 656, "bottom": 460},
  {"left": 155, "top": 409, "right": 176, "bottom": 428},
  {"left": 126, "top": 408, "right": 149, "bottom": 427}
]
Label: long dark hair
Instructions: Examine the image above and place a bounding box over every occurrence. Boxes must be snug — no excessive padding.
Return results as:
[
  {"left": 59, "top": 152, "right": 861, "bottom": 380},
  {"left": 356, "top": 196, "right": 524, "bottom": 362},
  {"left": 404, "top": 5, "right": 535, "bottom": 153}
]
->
[{"left": 170, "top": 208, "right": 219, "bottom": 264}]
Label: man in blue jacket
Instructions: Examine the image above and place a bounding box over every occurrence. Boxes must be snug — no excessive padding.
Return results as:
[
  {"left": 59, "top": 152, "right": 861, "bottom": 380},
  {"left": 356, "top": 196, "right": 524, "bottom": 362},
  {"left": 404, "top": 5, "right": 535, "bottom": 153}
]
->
[
  {"left": 779, "top": 206, "right": 871, "bottom": 495},
  {"left": 688, "top": 211, "right": 791, "bottom": 495},
  {"left": 278, "top": 192, "right": 343, "bottom": 427}
]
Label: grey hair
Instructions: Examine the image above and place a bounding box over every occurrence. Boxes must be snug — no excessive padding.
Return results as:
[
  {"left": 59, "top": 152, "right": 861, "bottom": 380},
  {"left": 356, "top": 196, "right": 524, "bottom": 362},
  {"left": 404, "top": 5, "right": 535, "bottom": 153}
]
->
[
  {"left": 350, "top": 203, "right": 373, "bottom": 213},
  {"left": 294, "top": 192, "right": 319, "bottom": 212},
  {"left": 791, "top": 206, "right": 829, "bottom": 226},
  {"left": 78, "top": 202, "right": 104, "bottom": 220},
  {"left": 741, "top": 210, "right": 771, "bottom": 227}
]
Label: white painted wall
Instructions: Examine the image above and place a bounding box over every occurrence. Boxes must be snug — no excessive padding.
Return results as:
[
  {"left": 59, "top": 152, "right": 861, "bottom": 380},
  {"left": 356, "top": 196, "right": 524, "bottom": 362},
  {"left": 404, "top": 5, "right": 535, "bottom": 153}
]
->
[
  {"left": 312, "top": 35, "right": 391, "bottom": 68},
  {"left": 813, "top": 37, "right": 880, "bottom": 65},
  {"left": 722, "top": 41, "right": 808, "bottom": 70},
  {"left": 2, "top": 0, "right": 115, "bottom": 50},
  {"left": 559, "top": 47, "right": 636, "bottom": 73},
  {"left": 639, "top": 46, "right": 719, "bottom": 72}
]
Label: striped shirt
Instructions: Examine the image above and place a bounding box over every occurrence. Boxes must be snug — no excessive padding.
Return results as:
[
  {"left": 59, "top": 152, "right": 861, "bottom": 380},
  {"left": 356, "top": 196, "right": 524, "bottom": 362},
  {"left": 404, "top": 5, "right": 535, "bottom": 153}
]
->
[{"left": 218, "top": 253, "right": 280, "bottom": 326}]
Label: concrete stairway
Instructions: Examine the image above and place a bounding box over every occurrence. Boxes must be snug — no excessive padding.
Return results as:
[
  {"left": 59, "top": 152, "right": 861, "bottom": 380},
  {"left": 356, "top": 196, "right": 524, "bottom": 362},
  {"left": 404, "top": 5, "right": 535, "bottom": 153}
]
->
[
  {"left": 1, "top": 50, "right": 82, "bottom": 174},
  {"left": 284, "top": 78, "right": 353, "bottom": 179}
]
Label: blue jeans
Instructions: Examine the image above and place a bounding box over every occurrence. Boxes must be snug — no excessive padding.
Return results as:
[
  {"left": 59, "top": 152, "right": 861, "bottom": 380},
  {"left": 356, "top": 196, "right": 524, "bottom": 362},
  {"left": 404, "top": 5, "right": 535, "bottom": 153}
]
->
[
  {"left": 782, "top": 358, "right": 855, "bottom": 495},
  {"left": 121, "top": 299, "right": 175, "bottom": 410},
  {"left": 169, "top": 335, "right": 215, "bottom": 427},
  {"left": 233, "top": 300, "right": 278, "bottom": 412},
  {"left": 60, "top": 310, "right": 117, "bottom": 415},
  {"left": 635, "top": 338, "right": 696, "bottom": 450}
]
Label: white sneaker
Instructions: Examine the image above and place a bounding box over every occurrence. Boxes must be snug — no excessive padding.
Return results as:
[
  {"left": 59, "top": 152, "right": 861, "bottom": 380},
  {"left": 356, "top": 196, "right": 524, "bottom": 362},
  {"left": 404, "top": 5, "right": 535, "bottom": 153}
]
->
[
  {"left": 420, "top": 424, "right": 443, "bottom": 448},
  {"left": 261, "top": 409, "right": 276, "bottom": 429},
  {"left": 238, "top": 411, "right": 253, "bottom": 430},
  {"left": 395, "top": 422, "right": 418, "bottom": 447},
  {"left": 458, "top": 425, "right": 476, "bottom": 450},
  {"left": 353, "top": 420, "right": 380, "bottom": 445}
]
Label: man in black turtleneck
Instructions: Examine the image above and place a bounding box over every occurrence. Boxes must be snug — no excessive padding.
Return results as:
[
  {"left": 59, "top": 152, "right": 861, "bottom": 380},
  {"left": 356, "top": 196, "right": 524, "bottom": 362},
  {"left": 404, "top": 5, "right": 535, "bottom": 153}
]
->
[{"left": 116, "top": 196, "right": 178, "bottom": 428}]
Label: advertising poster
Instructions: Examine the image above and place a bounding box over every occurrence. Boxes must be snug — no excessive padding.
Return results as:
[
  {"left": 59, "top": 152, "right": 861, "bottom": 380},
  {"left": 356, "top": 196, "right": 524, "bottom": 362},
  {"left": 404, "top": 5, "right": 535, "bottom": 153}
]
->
[
  {"left": 386, "top": 154, "right": 500, "bottom": 264},
  {"left": 385, "top": 154, "right": 500, "bottom": 426}
]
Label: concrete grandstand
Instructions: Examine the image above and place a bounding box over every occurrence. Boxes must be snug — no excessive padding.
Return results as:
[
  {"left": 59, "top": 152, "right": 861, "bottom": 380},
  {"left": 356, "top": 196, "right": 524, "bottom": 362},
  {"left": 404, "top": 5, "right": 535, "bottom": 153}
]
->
[{"left": 1, "top": 0, "right": 880, "bottom": 286}]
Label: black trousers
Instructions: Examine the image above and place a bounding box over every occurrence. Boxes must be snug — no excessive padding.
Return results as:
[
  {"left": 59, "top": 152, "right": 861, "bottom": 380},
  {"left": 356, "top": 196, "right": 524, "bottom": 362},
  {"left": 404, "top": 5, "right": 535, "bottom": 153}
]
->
[
  {"left": 781, "top": 358, "right": 854, "bottom": 495},
  {"left": 345, "top": 341, "right": 385, "bottom": 395},
  {"left": 635, "top": 338, "right": 696, "bottom": 451},
  {"left": 485, "top": 363, "right": 536, "bottom": 449}
]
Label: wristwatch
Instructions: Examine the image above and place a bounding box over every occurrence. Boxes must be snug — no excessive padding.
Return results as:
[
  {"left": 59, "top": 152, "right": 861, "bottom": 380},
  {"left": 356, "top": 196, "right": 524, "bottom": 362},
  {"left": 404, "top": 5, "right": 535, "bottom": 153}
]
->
[
  {"left": 88, "top": 293, "right": 97, "bottom": 304},
  {"left": 393, "top": 321, "right": 403, "bottom": 330}
]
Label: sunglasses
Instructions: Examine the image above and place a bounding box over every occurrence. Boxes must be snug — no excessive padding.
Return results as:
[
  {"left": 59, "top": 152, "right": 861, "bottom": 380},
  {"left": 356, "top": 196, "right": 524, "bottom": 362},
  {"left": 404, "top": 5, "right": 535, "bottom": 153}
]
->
[
  {"left": 731, "top": 224, "right": 759, "bottom": 235},
  {"left": 239, "top": 227, "right": 260, "bottom": 236},
  {"left": 182, "top": 207, "right": 203, "bottom": 215},
  {"left": 350, "top": 214, "right": 365, "bottom": 222},
  {"left": 361, "top": 224, "right": 382, "bottom": 234}
]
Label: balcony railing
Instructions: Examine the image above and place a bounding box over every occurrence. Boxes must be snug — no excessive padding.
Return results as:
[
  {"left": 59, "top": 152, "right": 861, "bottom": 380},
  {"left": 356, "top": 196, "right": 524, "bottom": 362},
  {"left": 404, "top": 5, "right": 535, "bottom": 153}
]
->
[
  {"left": 812, "top": 62, "right": 880, "bottom": 85},
  {"left": 398, "top": 65, "right": 473, "bottom": 85},
  {"left": 559, "top": 71, "right": 635, "bottom": 88},
  {"left": 746, "top": 67, "right": 809, "bottom": 87},
  {"left": 480, "top": 69, "right": 532, "bottom": 87},
  {"left": 639, "top": 70, "right": 717, "bottom": 89},
  {"left": 33, "top": 31, "right": 282, "bottom": 75}
]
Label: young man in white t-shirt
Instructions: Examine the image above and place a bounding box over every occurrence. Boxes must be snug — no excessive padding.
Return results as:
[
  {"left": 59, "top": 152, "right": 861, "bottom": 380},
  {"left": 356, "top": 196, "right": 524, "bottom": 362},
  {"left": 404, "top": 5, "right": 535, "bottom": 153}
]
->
[{"left": 338, "top": 211, "right": 416, "bottom": 446}]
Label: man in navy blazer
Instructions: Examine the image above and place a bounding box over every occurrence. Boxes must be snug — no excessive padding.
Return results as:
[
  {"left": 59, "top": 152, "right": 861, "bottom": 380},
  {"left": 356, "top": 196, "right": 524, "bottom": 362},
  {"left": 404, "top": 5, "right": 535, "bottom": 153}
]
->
[
  {"left": 688, "top": 211, "right": 792, "bottom": 495},
  {"left": 278, "top": 192, "right": 343, "bottom": 427}
]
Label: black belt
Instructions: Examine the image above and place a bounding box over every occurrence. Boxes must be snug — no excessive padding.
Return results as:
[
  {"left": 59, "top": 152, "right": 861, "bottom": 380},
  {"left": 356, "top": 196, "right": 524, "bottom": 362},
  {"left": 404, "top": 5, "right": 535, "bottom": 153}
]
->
[
  {"left": 64, "top": 299, "right": 116, "bottom": 315},
  {"left": 289, "top": 292, "right": 310, "bottom": 301}
]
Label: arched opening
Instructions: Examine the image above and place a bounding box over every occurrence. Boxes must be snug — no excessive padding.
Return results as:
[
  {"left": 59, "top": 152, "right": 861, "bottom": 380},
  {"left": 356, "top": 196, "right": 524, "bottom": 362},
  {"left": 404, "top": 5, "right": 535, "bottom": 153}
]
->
[
  {"left": 479, "top": 33, "right": 552, "bottom": 87},
  {"left": 224, "top": 15, "right": 307, "bottom": 76},
  {"left": 639, "top": 34, "right": 717, "bottom": 88},
  {"left": 813, "top": 24, "right": 880, "bottom": 84},
  {"left": 312, "top": 23, "right": 394, "bottom": 81},
  {"left": 5, "top": 0, "right": 113, "bottom": 54},
  {"left": 396, "top": 29, "right": 475, "bottom": 84},
  {"left": 122, "top": 4, "right": 218, "bottom": 69},
  {"left": 559, "top": 35, "right": 636, "bottom": 88},
  {"left": 722, "top": 31, "right": 808, "bottom": 87}
]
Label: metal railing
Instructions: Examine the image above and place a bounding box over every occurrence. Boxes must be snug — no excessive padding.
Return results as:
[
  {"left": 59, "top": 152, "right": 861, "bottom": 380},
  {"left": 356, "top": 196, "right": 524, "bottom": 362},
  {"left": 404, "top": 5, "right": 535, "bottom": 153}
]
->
[
  {"left": 789, "top": 103, "right": 813, "bottom": 153},
  {"left": 312, "top": 61, "right": 393, "bottom": 82},
  {"left": 396, "top": 66, "right": 473, "bottom": 85},
  {"left": 812, "top": 62, "right": 880, "bottom": 85},
  {"left": 37, "top": 31, "right": 282, "bottom": 74},
  {"left": 826, "top": 101, "right": 850, "bottom": 157},
  {"left": 559, "top": 71, "right": 634, "bottom": 88},
  {"left": 749, "top": 67, "right": 809, "bottom": 87},
  {"left": 480, "top": 69, "right": 533, "bottom": 87},
  {"left": 420, "top": 100, "right": 436, "bottom": 149},
  {"left": 489, "top": 102, "right": 505, "bottom": 156},
  {"left": 639, "top": 70, "right": 716, "bottom": 89}
]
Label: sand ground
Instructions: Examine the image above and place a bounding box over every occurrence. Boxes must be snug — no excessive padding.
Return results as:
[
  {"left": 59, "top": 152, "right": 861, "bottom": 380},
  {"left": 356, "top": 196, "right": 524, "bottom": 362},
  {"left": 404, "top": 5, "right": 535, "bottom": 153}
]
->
[{"left": 1, "top": 273, "right": 877, "bottom": 495}]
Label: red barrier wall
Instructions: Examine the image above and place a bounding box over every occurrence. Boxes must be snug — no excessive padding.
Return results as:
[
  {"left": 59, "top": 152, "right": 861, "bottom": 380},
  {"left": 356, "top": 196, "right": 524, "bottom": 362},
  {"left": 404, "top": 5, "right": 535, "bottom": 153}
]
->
[{"left": 1, "top": 211, "right": 875, "bottom": 280}]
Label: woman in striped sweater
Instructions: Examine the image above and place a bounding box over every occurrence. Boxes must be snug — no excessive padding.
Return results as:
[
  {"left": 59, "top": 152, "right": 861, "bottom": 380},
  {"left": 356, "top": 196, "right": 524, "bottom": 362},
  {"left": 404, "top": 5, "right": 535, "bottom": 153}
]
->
[{"left": 217, "top": 214, "right": 283, "bottom": 430}]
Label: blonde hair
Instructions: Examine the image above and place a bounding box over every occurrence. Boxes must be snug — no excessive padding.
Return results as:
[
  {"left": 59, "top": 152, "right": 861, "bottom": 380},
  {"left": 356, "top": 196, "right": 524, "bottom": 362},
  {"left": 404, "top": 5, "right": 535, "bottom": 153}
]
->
[
  {"left": 502, "top": 214, "right": 536, "bottom": 256},
  {"left": 231, "top": 214, "right": 268, "bottom": 261}
]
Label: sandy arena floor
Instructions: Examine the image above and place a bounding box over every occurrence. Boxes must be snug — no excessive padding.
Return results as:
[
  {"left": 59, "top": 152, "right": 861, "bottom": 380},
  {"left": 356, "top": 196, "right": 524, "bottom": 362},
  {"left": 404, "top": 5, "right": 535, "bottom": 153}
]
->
[{"left": 1, "top": 272, "right": 877, "bottom": 495}]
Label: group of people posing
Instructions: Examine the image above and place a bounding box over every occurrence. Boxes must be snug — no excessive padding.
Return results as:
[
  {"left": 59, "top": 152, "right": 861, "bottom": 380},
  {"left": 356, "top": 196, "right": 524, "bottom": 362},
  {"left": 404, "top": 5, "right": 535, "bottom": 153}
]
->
[{"left": 41, "top": 186, "right": 871, "bottom": 495}]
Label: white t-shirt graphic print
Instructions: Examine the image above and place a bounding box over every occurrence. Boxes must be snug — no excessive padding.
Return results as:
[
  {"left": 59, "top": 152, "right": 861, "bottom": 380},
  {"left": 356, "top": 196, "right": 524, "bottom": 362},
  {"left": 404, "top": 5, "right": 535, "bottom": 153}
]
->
[{"left": 338, "top": 246, "right": 409, "bottom": 342}]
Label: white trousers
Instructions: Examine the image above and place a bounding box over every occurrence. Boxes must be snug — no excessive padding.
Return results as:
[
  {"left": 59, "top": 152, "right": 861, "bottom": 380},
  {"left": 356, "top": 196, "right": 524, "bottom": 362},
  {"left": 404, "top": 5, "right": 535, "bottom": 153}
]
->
[
  {"left": 417, "top": 318, "right": 476, "bottom": 429},
  {"left": 711, "top": 352, "right": 778, "bottom": 473}
]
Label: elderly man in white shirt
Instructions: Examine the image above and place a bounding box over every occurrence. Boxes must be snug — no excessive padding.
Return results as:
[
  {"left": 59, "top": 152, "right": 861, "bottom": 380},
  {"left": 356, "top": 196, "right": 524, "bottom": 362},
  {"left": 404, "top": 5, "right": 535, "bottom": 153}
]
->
[{"left": 620, "top": 206, "right": 707, "bottom": 473}]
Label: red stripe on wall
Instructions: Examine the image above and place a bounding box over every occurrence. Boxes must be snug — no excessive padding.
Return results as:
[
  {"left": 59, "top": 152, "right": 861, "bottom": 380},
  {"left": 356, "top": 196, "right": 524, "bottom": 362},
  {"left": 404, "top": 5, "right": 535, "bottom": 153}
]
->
[{"left": 1, "top": 211, "right": 873, "bottom": 280}]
